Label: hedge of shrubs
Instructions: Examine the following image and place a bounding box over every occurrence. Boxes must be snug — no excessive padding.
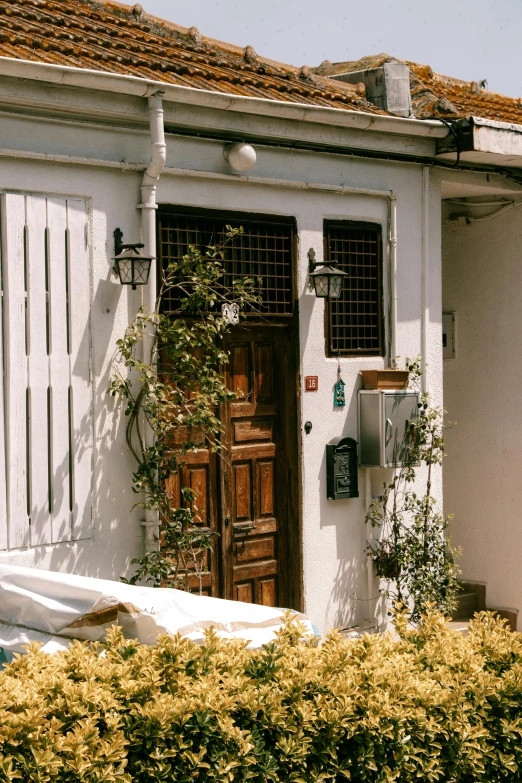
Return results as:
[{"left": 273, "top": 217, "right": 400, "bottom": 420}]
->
[{"left": 0, "top": 610, "right": 521, "bottom": 782}]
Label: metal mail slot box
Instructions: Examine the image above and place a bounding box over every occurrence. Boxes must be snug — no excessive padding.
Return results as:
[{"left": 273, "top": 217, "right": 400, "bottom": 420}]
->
[
  {"left": 358, "top": 390, "right": 419, "bottom": 468},
  {"left": 326, "top": 436, "right": 359, "bottom": 500}
]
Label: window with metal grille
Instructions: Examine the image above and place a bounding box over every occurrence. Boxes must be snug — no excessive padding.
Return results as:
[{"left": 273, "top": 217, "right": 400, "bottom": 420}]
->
[
  {"left": 158, "top": 209, "right": 295, "bottom": 317},
  {"left": 325, "top": 221, "right": 384, "bottom": 357}
]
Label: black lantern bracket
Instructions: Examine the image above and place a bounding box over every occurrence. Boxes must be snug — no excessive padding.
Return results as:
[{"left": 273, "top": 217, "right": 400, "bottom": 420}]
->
[
  {"left": 307, "top": 247, "right": 318, "bottom": 290},
  {"left": 307, "top": 247, "right": 348, "bottom": 299},
  {"left": 112, "top": 228, "right": 154, "bottom": 290},
  {"left": 113, "top": 227, "right": 145, "bottom": 271}
]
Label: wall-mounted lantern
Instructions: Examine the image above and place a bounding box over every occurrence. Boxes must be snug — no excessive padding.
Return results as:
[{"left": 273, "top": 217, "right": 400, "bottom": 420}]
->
[
  {"left": 112, "top": 228, "right": 154, "bottom": 290},
  {"left": 308, "top": 248, "right": 348, "bottom": 299}
]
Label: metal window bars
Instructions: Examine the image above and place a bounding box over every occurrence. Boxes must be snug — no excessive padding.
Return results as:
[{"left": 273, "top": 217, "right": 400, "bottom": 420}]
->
[
  {"left": 325, "top": 222, "right": 384, "bottom": 357},
  {"left": 158, "top": 212, "right": 294, "bottom": 317}
]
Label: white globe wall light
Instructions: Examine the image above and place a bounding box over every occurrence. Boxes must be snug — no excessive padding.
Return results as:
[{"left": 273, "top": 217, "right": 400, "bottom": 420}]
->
[{"left": 223, "top": 142, "right": 257, "bottom": 172}]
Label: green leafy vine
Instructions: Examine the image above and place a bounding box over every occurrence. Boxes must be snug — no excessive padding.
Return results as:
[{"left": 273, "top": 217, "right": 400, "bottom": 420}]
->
[{"left": 109, "top": 227, "right": 260, "bottom": 590}]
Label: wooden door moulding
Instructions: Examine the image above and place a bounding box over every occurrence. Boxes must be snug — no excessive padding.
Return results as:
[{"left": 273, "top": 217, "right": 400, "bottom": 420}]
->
[{"left": 156, "top": 207, "right": 302, "bottom": 611}]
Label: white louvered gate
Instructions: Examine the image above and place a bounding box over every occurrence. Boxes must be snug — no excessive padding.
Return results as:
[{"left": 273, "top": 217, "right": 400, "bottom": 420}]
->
[{"left": 0, "top": 193, "right": 93, "bottom": 549}]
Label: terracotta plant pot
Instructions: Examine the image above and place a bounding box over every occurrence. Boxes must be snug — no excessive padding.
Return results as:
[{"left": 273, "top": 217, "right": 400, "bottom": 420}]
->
[{"left": 360, "top": 369, "right": 409, "bottom": 390}]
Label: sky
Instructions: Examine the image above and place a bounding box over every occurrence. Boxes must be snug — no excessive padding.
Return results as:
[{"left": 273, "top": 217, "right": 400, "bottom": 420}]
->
[{"left": 141, "top": 0, "right": 522, "bottom": 98}]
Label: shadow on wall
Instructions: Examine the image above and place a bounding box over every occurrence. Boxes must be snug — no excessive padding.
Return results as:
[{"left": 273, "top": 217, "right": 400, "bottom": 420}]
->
[
  {"left": 318, "top": 375, "right": 361, "bottom": 528},
  {"left": 325, "top": 509, "right": 390, "bottom": 632},
  {"left": 316, "top": 375, "right": 371, "bottom": 631},
  {"left": 28, "top": 277, "right": 142, "bottom": 580},
  {"left": 298, "top": 284, "right": 315, "bottom": 364},
  {"left": 325, "top": 554, "right": 369, "bottom": 630}
]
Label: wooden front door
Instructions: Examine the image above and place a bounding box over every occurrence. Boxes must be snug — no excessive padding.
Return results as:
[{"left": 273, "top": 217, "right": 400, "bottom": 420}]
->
[
  {"left": 165, "top": 323, "right": 299, "bottom": 607},
  {"left": 219, "top": 325, "right": 297, "bottom": 608}
]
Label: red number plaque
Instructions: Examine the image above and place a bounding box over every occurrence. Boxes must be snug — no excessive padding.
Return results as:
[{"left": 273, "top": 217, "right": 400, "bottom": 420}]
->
[{"left": 305, "top": 376, "right": 318, "bottom": 391}]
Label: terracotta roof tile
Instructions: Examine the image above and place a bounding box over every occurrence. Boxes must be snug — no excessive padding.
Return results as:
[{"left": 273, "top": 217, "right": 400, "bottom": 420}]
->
[
  {"left": 313, "top": 53, "right": 522, "bottom": 125},
  {"left": 0, "top": 0, "right": 386, "bottom": 115},
  {"left": 408, "top": 63, "right": 522, "bottom": 124}
]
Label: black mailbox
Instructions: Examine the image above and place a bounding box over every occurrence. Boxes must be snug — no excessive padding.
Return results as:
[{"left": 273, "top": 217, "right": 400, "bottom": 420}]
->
[{"left": 326, "top": 437, "right": 359, "bottom": 500}]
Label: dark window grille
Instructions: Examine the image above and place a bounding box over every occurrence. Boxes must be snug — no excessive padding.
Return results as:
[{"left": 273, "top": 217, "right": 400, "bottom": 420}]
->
[
  {"left": 325, "top": 221, "right": 384, "bottom": 356},
  {"left": 158, "top": 210, "right": 294, "bottom": 316}
]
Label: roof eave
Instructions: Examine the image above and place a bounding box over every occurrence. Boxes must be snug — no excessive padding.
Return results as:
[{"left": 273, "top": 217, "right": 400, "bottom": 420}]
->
[
  {"left": 0, "top": 56, "right": 449, "bottom": 139},
  {"left": 436, "top": 115, "right": 522, "bottom": 170},
  {"left": 470, "top": 115, "right": 522, "bottom": 134}
]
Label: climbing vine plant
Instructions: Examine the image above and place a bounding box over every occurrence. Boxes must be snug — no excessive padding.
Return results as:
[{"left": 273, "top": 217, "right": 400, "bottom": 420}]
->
[
  {"left": 109, "top": 227, "right": 260, "bottom": 590},
  {"left": 366, "top": 358, "right": 460, "bottom": 623}
]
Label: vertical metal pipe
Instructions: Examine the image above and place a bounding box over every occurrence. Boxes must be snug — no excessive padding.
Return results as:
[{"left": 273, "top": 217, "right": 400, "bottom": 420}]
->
[
  {"left": 389, "top": 195, "right": 398, "bottom": 363},
  {"left": 138, "top": 92, "right": 166, "bottom": 554},
  {"left": 365, "top": 469, "right": 374, "bottom": 610},
  {"left": 421, "top": 165, "right": 430, "bottom": 392}
]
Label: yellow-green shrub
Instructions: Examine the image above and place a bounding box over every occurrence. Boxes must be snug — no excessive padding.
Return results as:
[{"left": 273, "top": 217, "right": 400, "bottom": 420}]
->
[{"left": 0, "top": 610, "right": 521, "bottom": 782}]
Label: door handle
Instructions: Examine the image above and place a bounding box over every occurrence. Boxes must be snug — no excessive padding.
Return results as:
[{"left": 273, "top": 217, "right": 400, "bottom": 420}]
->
[
  {"left": 233, "top": 522, "right": 256, "bottom": 536},
  {"left": 385, "top": 418, "right": 393, "bottom": 445}
]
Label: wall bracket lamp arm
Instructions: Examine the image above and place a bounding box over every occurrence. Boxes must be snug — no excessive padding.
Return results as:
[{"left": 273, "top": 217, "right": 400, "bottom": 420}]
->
[
  {"left": 307, "top": 247, "right": 348, "bottom": 299},
  {"left": 112, "top": 227, "right": 154, "bottom": 290}
]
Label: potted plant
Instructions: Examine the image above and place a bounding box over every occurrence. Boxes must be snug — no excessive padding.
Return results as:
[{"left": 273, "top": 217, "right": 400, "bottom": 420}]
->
[
  {"left": 365, "top": 357, "right": 460, "bottom": 623},
  {"left": 370, "top": 540, "right": 401, "bottom": 580}
]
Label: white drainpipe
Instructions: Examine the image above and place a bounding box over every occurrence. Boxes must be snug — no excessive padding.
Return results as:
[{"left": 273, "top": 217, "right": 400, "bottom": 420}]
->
[
  {"left": 139, "top": 91, "right": 166, "bottom": 553},
  {"left": 421, "top": 165, "right": 430, "bottom": 392},
  {"left": 389, "top": 195, "right": 398, "bottom": 363},
  {"left": 139, "top": 91, "right": 166, "bottom": 313}
]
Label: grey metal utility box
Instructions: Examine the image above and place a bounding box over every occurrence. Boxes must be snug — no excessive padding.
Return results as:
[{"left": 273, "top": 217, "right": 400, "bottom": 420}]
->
[{"left": 358, "top": 390, "right": 420, "bottom": 468}]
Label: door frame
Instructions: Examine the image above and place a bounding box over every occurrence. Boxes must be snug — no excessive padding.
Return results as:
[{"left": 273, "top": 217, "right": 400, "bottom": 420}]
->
[{"left": 157, "top": 205, "right": 303, "bottom": 611}]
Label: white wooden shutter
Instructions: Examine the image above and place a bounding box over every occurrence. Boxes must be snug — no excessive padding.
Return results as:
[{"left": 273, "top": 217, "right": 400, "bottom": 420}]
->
[
  {"left": 1, "top": 194, "right": 27, "bottom": 549},
  {"left": 0, "top": 194, "right": 93, "bottom": 549}
]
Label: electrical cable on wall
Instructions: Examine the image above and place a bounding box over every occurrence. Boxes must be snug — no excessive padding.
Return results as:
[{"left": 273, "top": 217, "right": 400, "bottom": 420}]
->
[
  {"left": 422, "top": 116, "right": 464, "bottom": 168},
  {"left": 447, "top": 198, "right": 522, "bottom": 224}
]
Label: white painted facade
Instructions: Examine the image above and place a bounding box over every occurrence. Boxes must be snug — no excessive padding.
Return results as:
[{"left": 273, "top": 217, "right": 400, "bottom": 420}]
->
[
  {"left": 442, "top": 171, "right": 522, "bottom": 630},
  {"left": 0, "top": 64, "right": 455, "bottom": 634}
]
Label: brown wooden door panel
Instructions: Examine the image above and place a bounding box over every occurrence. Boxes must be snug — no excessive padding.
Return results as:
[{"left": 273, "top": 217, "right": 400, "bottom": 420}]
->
[
  {"left": 247, "top": 518, "right": 276, "bottom": 535},
  {"left": 187, "top": 466, "right": 209, "bottom": 526},
  {"left": 258, "top": 460, "right": 275, "bottom": 517},
  {"left": 255, "top": 343, "right": 275, "bottom": 402},
  {"left": 235, "top": 576, "right": 278, "bottom": 605},
  {"left": 229, "top": 402, "right": 277, "bottom": 417},
  {"left": 165, "top": 449, "right": 220, "bottom": 596},
  {"left": 220, "top": 325, "right": 294, "bottom": 609},
  {"left": 233, "top": 418, "right": 274, "bottom": 443},
  {"left": 235, "top": 582, "right": 254, "bottom": 602},
  {"left": 259, "top": 577, "right": 277, "bottom": 606},
  {"left": 233, "top": 463, "right": 252, "bottom": 520},
  {"left": 233, "top": 560, "right": 279, "bottom": 580},
  {"left": 236, "top": 535, "right": 275, "bottom": 563},
  {"left": 230, "top": 443, "right": 276, "bottom": 459}
]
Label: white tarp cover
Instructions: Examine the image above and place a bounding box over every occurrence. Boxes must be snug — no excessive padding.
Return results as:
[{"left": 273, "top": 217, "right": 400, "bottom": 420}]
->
[{"left": 0, "top": 565, "right": 314, "bottom": 659}]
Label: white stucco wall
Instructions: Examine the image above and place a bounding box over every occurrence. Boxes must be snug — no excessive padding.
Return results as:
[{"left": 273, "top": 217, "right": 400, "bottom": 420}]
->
[
  {"left": 442, "top": 194, "right": 522, "bottom": 628},
  {"left": 0, "top": 101, "right": 443, "bottom": 634}
]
